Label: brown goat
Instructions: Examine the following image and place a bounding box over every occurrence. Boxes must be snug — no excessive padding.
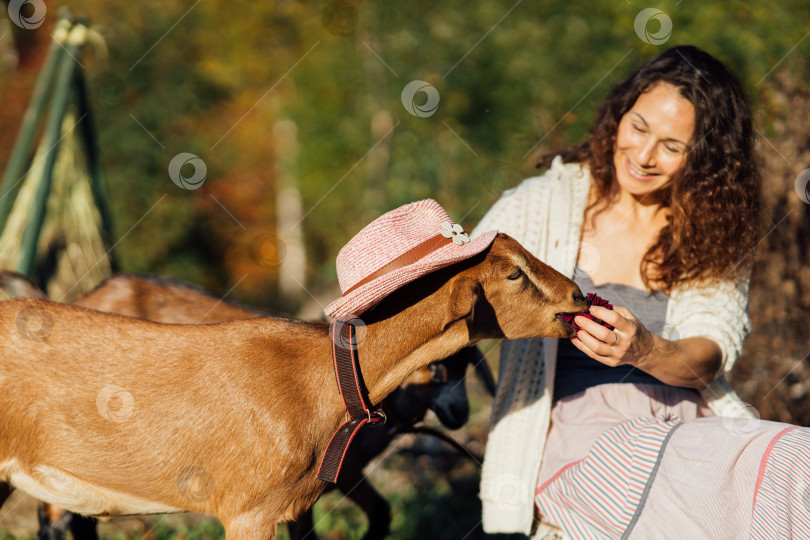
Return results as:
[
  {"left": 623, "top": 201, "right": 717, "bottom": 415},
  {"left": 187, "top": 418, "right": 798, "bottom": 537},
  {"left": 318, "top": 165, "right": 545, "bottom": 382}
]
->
[
  {"left": 0, "top": 234, "right": 587, "bottom": 539},
  {"left": 0, "top": 272, "right": 490, "bottom": 539},
  {"left": 31, "top": 273, "right": 491, "bottom": 539}
]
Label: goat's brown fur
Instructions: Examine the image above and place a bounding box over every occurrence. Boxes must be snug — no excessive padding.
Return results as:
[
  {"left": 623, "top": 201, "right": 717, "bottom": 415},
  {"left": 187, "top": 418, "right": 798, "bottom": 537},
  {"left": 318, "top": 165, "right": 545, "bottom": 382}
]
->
[
  {"left": 0, "top": 234, "right": 586, "bottom": 539},
  {"left": 0, "top": 272, "right": 46, "bottom": 301}
]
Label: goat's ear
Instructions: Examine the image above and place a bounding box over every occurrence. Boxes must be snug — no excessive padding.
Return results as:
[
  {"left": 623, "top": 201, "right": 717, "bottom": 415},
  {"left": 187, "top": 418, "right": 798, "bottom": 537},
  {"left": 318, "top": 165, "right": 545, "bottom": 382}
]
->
[{"left": 442, "top": 278, "right": 480, "bottom": 332}]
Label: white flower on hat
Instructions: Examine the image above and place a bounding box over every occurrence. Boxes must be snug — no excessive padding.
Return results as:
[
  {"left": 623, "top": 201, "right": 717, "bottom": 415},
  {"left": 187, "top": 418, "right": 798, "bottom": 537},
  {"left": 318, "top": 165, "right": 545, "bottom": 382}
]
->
[{"left": 440, "top": 222, "right": 470, "bottom": 245}]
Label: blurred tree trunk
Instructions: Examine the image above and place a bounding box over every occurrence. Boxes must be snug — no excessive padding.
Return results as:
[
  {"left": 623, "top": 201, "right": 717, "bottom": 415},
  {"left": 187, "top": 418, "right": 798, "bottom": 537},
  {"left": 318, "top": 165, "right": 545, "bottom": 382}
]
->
[
  {"left": 360, "top": 34, "right": 393, "bottom": 222},
  {"left": 273, "top": 119, "right": 306, "bottom": 306}
]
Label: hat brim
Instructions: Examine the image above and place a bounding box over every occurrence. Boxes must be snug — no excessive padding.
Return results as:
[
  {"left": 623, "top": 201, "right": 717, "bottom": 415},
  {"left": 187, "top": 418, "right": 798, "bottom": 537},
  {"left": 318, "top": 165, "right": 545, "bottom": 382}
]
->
[{"left": 324, "top": 230, "right": 497, "bottom": 319}]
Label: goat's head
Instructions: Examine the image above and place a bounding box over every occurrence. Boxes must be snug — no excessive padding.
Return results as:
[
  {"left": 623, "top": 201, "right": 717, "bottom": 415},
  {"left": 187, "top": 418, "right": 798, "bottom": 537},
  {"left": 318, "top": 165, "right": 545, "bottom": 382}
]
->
[
  {"left": 385, "top": 346, "right": 484, "bottom": 429},
  {"left": 424, "top": 351, "right": 470, "bottom": 429},
  {"left": 442, "top": 233, "right": 588, "bottom": 341}
]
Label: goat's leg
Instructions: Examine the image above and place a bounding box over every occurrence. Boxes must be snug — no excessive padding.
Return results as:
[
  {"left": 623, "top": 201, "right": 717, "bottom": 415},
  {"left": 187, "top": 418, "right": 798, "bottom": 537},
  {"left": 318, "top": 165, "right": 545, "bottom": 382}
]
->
[
  {"left": 37, "top": 502, "right": 70, "bottom": 540},
  {"left": 339, "top": 475, "right": 391, "bottom": 540},
  {"left": 0, "top": 482, "right": 12, "bottom": 509},
  {"left": 223, "top": 512, "right": 276, "bottom": 540},
  {"left": 286, "top": 507, "right": 317, "bottom": 540},
  {"left": 36, "top": 502, "right": 98, "bottom": 540},
  {"left": 69, "top": 513, "right": 100, "bottom": 540}
]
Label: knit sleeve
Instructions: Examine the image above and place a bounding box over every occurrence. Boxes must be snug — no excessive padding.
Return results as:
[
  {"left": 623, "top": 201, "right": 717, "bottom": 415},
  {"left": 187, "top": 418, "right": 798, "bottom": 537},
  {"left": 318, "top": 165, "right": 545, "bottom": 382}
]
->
[
  {"left": 480, "top": 338, "right": 551, "bottom": 535},
  {"left": 665, "top": 276, "right": 751, "bottom": 375},
  {"left": 473, "top": 180, "right": 552, "bottom": 534},
  {"left": 475, "top": 162, "right": 579, "bottom": 534}
]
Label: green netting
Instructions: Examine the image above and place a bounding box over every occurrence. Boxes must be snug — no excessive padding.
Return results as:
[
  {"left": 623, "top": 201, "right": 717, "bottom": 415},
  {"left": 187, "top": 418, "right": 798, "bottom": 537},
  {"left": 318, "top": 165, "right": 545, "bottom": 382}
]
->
[{"left": 0, "top": 17, "right": 112, "bottom": 302}]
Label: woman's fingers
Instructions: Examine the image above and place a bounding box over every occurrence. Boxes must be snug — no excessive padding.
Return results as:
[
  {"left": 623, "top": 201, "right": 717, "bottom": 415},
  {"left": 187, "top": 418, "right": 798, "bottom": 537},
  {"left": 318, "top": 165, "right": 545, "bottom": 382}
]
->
[
  {"left": 572, "top": 305, "right": 635, "bottom": 366},
  {"left": 612, "top": 305, "right": 634, "bottom": 318},
  {"left": 573, "top": 314, "right": 614, "bottom": 343},
  {"left": 588, "top": 304, "right": 625, "bottom": 328},
  {"left": 571, "top": 333, "right": 617, "bottom": 365}
]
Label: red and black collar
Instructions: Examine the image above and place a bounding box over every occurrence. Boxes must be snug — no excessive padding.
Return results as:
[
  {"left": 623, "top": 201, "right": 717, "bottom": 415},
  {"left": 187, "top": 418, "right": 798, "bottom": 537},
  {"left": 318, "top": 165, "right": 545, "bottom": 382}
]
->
[{"left": 317, "top": 320, "right": 386, "bottom": 483}]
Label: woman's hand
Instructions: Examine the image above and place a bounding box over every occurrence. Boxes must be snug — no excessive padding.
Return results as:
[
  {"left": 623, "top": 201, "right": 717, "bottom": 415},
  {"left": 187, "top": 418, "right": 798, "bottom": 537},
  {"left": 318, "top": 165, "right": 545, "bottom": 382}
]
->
[
  {"left": 569, "top": 304, "right": 722, "bottom": 389},
  {"left": 570, "top": 305, "right": 654, "bottom": 368}
]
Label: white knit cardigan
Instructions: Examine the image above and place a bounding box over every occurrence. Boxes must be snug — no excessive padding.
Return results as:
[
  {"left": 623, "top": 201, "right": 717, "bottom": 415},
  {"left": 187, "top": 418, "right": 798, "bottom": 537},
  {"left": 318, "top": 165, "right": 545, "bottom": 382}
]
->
[{"left": 472, "top": 157, "right": 755, "bottom": 537}]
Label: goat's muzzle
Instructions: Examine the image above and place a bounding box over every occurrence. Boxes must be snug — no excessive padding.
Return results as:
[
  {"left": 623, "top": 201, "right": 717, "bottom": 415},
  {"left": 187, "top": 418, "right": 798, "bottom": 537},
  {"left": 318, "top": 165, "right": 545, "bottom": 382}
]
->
[{"left": 555, "top": 290, "right": 590, "bottom": 338}]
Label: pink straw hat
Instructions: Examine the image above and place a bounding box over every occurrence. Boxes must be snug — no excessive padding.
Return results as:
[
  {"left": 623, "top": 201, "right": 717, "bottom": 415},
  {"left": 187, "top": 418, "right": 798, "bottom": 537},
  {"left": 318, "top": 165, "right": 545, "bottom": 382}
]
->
[{"left": 324, "top": 199, "right": 497, "bottom": 319}]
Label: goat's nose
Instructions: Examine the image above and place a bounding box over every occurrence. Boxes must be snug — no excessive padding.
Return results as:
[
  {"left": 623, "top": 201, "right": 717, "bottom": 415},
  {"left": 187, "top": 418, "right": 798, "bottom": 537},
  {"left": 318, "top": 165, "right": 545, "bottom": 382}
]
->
[{"left": 572, "top": 291, "right": 587, "bottom": 304}]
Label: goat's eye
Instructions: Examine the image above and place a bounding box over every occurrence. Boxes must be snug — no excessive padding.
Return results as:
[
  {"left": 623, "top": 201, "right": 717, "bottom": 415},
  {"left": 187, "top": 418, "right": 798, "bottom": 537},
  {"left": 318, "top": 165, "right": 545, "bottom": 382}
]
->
[
  {"left": 429, "top": 364, "right": 446, "bottom": 383},
  {"left": 507, "top": 268, "right": 523, "bottom": 280}
]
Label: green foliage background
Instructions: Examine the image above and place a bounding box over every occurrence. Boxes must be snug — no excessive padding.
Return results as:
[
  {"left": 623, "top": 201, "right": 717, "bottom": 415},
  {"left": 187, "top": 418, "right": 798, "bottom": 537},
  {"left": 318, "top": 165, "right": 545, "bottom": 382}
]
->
[{"left": 3, "top": 0, "right": 806, "bottom": 306}]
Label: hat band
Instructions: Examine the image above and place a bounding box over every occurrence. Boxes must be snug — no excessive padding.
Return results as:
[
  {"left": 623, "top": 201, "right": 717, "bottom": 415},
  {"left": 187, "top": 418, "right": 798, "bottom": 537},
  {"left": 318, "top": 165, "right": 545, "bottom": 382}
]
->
[{"left": 342, "top": 233, "right": 450, "bottom": 297}]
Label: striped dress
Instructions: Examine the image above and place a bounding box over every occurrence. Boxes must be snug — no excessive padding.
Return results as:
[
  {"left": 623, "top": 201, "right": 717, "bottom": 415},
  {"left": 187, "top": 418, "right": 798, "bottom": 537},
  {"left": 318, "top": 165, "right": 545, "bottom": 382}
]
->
[{"left": 535, "top": 405, "right": 810, "bottom": 538}]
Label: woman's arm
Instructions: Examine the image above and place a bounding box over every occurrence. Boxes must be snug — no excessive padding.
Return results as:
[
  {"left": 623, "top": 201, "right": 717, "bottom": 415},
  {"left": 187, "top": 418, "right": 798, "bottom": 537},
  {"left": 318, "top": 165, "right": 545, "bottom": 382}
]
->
[{"left": 570, "top": 305, "right": 722, "bottom": 389}]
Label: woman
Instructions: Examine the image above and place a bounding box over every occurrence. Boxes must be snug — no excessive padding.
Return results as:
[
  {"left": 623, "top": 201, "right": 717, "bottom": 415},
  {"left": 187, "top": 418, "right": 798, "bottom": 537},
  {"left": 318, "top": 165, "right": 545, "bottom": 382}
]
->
[{"left": 474, "top": 46, "right": 808, "bottom": 538}]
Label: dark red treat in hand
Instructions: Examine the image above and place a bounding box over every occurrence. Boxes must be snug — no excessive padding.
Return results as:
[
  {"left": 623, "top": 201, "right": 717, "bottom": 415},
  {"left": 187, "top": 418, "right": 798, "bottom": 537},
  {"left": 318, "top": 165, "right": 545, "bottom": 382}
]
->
[{"left": 560, "top": 293, "right": 615, "bottom": 331}]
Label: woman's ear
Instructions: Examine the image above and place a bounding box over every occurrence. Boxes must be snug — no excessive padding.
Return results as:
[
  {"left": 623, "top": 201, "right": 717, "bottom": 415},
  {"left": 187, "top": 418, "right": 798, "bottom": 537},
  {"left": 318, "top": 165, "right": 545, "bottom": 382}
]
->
[{"left": 442, "top": 279, "right": 480, "bottom": 332}]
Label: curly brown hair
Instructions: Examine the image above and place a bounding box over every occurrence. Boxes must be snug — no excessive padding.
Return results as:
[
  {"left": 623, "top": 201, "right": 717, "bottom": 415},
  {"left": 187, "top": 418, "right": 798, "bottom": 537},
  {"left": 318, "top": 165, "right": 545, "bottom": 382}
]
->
[{"left": 539, "top": 45, "right": 762, "bottom": 292}]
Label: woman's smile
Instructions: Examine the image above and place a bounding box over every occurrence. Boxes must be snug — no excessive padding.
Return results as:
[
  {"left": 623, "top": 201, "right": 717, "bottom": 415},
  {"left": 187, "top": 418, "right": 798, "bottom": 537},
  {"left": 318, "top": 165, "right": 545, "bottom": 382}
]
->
[{"left": 624, "top": 156, "right": 660, "bottom": 182}]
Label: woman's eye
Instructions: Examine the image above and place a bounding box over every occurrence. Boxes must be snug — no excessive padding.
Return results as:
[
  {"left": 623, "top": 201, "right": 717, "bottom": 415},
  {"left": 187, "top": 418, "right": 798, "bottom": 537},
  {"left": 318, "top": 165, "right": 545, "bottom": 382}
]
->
[{"left": 507, "top": 268, "right": 523, "bottom": 280}]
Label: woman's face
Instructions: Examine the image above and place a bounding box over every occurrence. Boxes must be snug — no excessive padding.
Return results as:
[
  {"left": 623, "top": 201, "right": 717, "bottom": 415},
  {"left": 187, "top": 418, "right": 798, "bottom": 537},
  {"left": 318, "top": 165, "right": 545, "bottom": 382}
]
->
[{"left": 613, "top": 82, "right": 695, "bottom": 199}]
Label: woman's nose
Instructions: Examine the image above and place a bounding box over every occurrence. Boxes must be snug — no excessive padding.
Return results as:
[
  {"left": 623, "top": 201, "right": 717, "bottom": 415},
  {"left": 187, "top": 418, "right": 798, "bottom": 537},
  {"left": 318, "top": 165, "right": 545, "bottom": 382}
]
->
[{"left": 636, "top": 138, "right": 657, "bottom": 166}]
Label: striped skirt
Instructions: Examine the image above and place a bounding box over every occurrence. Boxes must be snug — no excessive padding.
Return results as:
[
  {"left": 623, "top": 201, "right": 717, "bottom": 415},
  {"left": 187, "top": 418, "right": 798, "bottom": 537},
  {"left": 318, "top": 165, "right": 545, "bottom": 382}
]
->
[{"left": 535, "top": 385, "right": 810, "bottom": 538}]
